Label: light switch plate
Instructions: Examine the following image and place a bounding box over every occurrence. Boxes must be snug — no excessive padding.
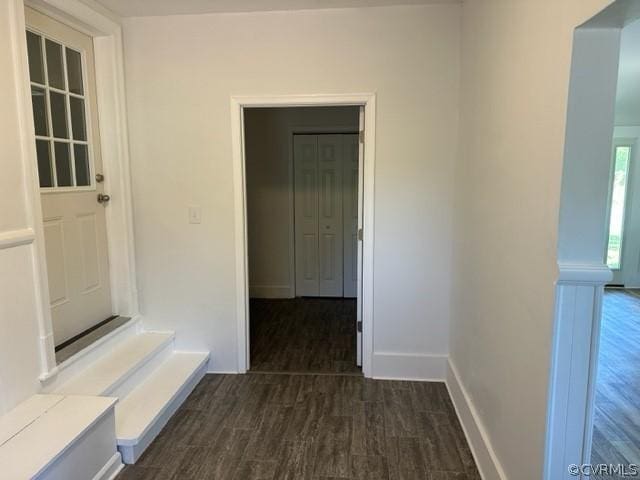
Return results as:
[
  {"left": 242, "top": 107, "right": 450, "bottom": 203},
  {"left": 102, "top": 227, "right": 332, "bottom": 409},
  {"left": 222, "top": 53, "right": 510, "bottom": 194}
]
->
[{"left": 188, "top": 205, "right": 202, "bottom": 224}]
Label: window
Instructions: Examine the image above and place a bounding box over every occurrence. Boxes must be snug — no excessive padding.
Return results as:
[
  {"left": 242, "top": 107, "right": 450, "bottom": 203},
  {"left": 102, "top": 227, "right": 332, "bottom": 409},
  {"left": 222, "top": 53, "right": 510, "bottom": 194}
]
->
[
  {"left": 26, "top": 30, "right": 92, "bottom": 190},
  {"left": 606, "top": 145, "right": 633, "bottom": 270}
]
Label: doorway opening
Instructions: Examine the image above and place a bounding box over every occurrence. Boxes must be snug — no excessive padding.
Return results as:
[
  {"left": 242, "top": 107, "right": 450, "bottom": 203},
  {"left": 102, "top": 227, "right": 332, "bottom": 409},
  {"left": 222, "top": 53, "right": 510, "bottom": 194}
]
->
[
  {"left": 546, "top": 3, "right": 640, "bottom": 478},
  {"left": 592, "top": 21, "right": 640, "bottom": 470},
  {"left": 243, "top": 106, "right": 362, "bottom": 375},
  {"left": 24, "top": 6, "right": 128, "bottom": 364}
]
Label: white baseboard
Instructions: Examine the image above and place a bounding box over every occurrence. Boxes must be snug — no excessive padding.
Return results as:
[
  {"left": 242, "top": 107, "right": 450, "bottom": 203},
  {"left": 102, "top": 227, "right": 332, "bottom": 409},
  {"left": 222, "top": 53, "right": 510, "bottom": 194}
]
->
[
  {"left": 249, "top": 285, "right": 294, "bottom": 299},
  {"left": 372, "top": 352, "right": 447, "bottom": 381},
  {"left": 446, "top": 359, "right": 507, "bottom": 480},
  {"left": 93, "top": 452, "right": 123, "bottom": 480}
]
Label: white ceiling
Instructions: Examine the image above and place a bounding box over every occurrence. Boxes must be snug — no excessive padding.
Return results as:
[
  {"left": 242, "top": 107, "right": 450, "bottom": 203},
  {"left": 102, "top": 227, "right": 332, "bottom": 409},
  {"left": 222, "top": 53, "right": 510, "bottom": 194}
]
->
[
  {"left": 92, "top": 0, "right": 457, "bottom": 17},
  {"left": 616, "top": 18, "right": 640, "bottom": 126}
]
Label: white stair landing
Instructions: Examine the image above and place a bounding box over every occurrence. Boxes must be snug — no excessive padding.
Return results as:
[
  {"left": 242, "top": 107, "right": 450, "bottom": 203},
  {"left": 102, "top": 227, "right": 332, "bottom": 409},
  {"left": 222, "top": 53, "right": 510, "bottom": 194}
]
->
[
  {"left": 116, "top": 351, "right": 209, "bottom": 464},
  {"left": 0, "top": 394, "right": 121, "bottom": 480},
  {"left": 55, "top": 332, "right": 174, "bottom": 398}
]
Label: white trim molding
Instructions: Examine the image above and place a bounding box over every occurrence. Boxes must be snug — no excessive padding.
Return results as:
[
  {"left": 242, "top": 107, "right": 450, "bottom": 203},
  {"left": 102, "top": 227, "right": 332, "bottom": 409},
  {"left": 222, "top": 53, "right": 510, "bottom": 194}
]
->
[
  {"left": 372, "top": 352, "right": 447, "bottom": 381},
  {"left": 544, "top": 262, "right": 612, "bottom": 480},
  {"left": 230, "top": 93, "right": 376, "bottom": 377},
  {"left": 0, "top": 228, "right": 35, "bottom": 250},
  {"left": 447, "top": 360, "right": 507, "bottom": 480}
]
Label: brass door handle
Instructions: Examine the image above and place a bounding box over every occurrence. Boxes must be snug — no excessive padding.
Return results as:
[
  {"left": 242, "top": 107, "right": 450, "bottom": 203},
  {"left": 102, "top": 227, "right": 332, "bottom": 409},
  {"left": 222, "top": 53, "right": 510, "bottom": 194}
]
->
[{"left": 97, "top": 193, "right": 111, "bottom": 204}]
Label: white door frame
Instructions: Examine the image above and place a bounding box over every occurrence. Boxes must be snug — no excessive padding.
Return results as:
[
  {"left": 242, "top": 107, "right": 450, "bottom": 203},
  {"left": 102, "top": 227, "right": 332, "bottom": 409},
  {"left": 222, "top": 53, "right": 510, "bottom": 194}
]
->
[
  {"left": 231, "top": 94, "right": 376, "bottom": 377},
  {"left": 10, "top": 0, "right": 138, "bottom": 381},
  {"left": 288, "top": 124, "right": 359, "bottom": 298}
]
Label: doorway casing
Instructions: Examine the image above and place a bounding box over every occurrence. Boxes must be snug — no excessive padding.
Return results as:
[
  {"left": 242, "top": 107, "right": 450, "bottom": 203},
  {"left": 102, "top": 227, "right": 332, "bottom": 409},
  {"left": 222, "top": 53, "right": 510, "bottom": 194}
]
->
[
  {"left": 11, "top": 0, "right": 139, "bottom": 382},
  {"left": 230, "top": 94, "right": 376, "bottom": 377}
]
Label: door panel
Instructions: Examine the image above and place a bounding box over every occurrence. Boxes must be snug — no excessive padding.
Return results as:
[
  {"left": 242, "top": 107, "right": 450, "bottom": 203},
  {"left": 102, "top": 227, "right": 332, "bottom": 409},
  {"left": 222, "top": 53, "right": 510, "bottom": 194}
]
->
[
  {"left": 26, "top": 7, "right": 113, "bottom": 345},
  {"left": 318, "top": 135, "right": 343, "bottom": 297},
  {"left": 343, "top": 134, "right": 359, "bottom": 298},
  {"left": 294, "top": 135, "right": 319, "bottom": 296}
]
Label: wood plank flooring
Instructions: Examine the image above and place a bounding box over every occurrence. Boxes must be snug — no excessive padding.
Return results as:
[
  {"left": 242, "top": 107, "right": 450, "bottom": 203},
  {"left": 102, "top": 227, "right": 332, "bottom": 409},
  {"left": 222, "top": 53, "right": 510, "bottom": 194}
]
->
[
  {"left": 250, "top": 298, "right": 361, "bottom": 375},
  {"left": 116, "top": 373, "right": 480, "bottom": 479},
  {"left": 591, "top": 289, "right": 640, "bottom": 477}
]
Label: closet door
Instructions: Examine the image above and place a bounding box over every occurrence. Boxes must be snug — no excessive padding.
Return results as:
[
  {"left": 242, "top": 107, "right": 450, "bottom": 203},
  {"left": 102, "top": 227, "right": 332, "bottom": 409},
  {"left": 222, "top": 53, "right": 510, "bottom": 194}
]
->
[
  {"left": 294, "top": 135, "right": 319, "bottom": 296},
  {"left": 318, "top": 135, "right": 344, "bottom": 297},
  {"left": 343, "top": 134, "right": 359, "bottom": 298}
]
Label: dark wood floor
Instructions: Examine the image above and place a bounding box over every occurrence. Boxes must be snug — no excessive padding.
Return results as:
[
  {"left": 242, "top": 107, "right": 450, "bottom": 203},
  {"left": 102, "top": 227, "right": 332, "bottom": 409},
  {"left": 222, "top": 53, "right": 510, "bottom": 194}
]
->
[
  {"left": 116, "top": 373, "right": 480, "bottom": 479},
  {"left": 591, "top": 289, "right": 640, "bottom": 475},
  {"left": 250, "top": 298, "right": 361, "bottom": 375}
]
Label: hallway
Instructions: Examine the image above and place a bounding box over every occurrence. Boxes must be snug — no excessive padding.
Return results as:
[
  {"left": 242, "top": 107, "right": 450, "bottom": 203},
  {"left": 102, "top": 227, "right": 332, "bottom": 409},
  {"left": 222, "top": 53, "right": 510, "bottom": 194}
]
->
[
  {"left": 115, "top": 373, "right": 481, "bottom": 479},
  {"left": 250, "top": 298, "right": 360, "bottom": 375}
]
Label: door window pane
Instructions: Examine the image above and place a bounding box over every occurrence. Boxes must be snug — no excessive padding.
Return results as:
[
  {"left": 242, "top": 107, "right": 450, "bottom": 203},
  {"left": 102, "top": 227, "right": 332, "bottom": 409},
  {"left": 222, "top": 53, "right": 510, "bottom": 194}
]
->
[
  {"left": 27, "top": 29, "right": 93, "bottom": 190},
  {"left": 45, "top": 40, "right": 65, "bottom": 89},
  {"left": 69, "top": 97, "right": 86, "bottom": 141},
  {"left": 74, "top": 144, "right": 90, "bottom": 186},
  {"left": 26, "top": 31, "right": 44, "bottom": 84},
  {"left": 31, "top": 86, "right": 48, "bottom": 136},
  {"left": 54, "top": 142, "right": 72, "bottom": 187},
  {"left": 66, "top": 48, "right": 84, "bottom": 95},
  {"left": 606, "top": 146, "right": 632, "bottom": 269},
  {"left": 36, "top": 140, "right": 53, "bottom": 187},
  {"left": 49, "top": 91, "right": 68, "bottom": 139}
]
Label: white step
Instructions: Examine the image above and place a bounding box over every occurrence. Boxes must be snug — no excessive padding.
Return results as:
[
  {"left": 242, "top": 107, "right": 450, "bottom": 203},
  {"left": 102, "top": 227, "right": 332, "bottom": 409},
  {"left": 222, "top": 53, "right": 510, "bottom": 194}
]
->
[
  {"left": 55, "top": 332, "right": 174, "bottom": 398},
  {"left": 0, "top": 394, "right": 120, "bottom": 480},
  {"left": 116, "top": 352, "right": 210, "bottom": 464}
]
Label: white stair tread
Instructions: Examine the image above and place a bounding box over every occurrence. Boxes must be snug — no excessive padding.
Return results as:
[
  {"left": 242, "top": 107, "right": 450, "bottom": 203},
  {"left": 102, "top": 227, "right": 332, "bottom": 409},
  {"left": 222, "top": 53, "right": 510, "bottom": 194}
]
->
[
  {"left": 0, "top": 394, "right": 64, "bottom": 446},
  {"left": 56, "top": 332, "right": 174, "bottom": 396},
  {"left": 0, "top": 395, "right": 116, "bottom": 479},
  {"left": 116, "top": 352, "right": 209, "bottom": 445}
]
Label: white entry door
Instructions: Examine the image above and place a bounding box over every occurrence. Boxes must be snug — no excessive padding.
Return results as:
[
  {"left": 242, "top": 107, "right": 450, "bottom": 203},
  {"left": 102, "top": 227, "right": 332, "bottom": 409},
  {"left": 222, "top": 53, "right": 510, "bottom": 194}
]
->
[
  {"left": 26, "top": 8, "right": 113, "bottom": 345},
  {"left": 294, "top": 134, "right": 346, "bottom": 297}
]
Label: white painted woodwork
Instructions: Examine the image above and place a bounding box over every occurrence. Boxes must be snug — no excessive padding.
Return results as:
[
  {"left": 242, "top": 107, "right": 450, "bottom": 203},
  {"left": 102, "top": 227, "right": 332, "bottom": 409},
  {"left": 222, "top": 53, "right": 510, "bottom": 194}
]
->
[
  {"left": 116, "top": 351, "right": 209, "bottom": 463},
  {"left": 26, "top": 7, "right": 113, "bottom": 346},
  {"left": 356, "top": 107, "right": 365, "bottom": 366},
  {"left": 294, "top": 134, "right": 349, "bottom": 298},
  {"left": 545, "top": 264, "right": 611, "bottom": 480},
  {"left": 294, "top": 135, "right": 320, "bottom": 296},
  {"left": 318, "top": 134, "right": 344, "bottom": 297},
  {"left": 232, "top": 94, "right": 376, "bottom": 375},
  {"left": 0, "top": 394, "right": 119, "bottom": 480},
  {"left": 55, "top": 332, "right": 174, "bottom": 396},
  {"left": 343, "top": 134, "right": 359, "bottom": 299},
  {"left": 93, "top": 0, "right": 459, "bottom": 17}
]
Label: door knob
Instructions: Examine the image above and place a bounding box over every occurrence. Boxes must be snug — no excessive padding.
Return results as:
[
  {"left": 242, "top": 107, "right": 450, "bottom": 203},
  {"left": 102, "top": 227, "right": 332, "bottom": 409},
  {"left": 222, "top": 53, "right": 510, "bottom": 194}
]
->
[{"left": 97, "top": 193, "right": 111, "bottom": 204}]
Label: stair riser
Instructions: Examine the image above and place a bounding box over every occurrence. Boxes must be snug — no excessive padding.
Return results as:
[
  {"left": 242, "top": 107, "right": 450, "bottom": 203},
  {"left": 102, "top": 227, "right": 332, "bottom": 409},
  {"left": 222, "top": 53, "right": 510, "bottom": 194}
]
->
[
  {"left": 105, "top": 337, "right": 175, "bottom": 400},
  {"left": 117, "top": 358, "right": 209, "bottom": 464}
]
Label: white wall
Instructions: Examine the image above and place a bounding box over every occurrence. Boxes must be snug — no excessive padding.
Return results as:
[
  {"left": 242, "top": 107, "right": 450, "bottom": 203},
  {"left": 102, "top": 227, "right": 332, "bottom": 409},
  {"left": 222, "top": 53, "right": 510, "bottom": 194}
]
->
[
  {"left": 451, "top": 0, "right": 614, "bottom": 479},
  {"left": 244, "top": 106, "right": 359, "bottom": 298},
  {"left": 0, "top": 0, "right": 46, "bottom": 414},
  {"left": 122, "top": 4, "right": 460, "bottom": 375}
]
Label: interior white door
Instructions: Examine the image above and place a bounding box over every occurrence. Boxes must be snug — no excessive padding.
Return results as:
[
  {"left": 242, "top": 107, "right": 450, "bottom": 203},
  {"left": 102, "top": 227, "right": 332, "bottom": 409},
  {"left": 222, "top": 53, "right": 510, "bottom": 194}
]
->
[
  {"left": 26, "top": 7, "right": 113, "bottom": 345},
  {"left": 318, "top": 135, "right": 344, "bottom": 297},
  {"left": 294, "top": 135, "right": 320, "bottom": 296},
  {"left": 343, "top": 134, "right": 359, "bottom": 298},
  {"left": 356, "top": 108, "right": 365, "bottom": 367}
]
